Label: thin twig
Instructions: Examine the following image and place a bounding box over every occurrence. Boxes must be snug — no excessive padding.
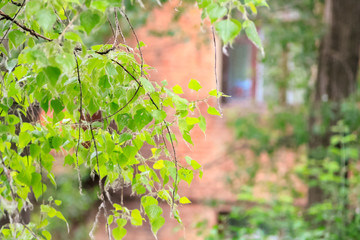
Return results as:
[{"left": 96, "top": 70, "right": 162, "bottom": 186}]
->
[
  {"left": 211, "top": 26, "right": 223, "bottom": 116},
  {"left": 0, "top": 0, "right": 26, "bottom": 45},
  {"left": 89, "top": 124, "right": 110, "bottom": 240},
  {"left": 95, "top": 46, "right": 115, "bottom": 55},
  {"left": 149, "top": 98, "right": 179, "bottom": 211},
  {"left": 57, "top": 14, "right": 78, "bottom": 41},
  {"left": 111, "top": 59, "right": 141, "bottom": 85},
  {"left": 112, "top": 58, "right": 179, "bottom": 212},
  {"left": 119, "top": 9, "right": 144, "bottom": 76},
  {"left": 74, "top": 51, "right": 83, "bottom": 194},
  {"left": 0, "top": 10, "right": 52, "bottom": 42},
  {"left": 89, "top": 124, "right": 104, "bottom": 200},
  {"left": 10, "top": 0, "right": 22, "bottom": 7},
  {"left": 107, "top": 16, "right": 116, "bottom": 42},
  {"left": 39, "top": 153, "right": 44, "bottom": 204},
  {"left": 89, "top": 202, "right": 104, "bottom": 240},
  {"left": 105, "top": 85, "right": 141, "bottom": 120},
  {"left": 115, "top": 10, "right": 131, "bottom": 52},
  {"left": 59, "top": 84, "right": 141, "bottom": 127},
  {"left": 22, "top": 224, "right": 40, "bottom": 240}
]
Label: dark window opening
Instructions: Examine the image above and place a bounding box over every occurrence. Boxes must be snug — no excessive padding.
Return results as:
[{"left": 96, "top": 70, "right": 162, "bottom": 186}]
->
[{"left": 222, "top": 37, "right": 258, "bottom": 102}]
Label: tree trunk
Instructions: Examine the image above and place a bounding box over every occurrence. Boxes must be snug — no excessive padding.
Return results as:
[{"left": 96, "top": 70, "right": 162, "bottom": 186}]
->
[{"left": 308, "top": 0, "right": 360, "bottom": 206}]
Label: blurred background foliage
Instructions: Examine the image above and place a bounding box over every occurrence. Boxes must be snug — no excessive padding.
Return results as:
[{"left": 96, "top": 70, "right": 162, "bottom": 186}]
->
[{"left": 199, "top": 0, "right": 360, "bottom": 239}]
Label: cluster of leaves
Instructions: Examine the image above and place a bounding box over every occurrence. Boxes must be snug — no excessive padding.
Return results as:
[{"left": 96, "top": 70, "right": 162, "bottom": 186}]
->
[
  {"left": 197, "top": 0, "right": 268, "bottom": 53},
  {"left": 0, "top": 0, "right": 267, "bottom": 239}
]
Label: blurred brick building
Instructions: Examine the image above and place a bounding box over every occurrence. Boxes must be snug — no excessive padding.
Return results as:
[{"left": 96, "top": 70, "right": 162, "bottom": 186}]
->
[
  {"left": 91, "top": 2, "right": 258, "bottom": 240},
  {"left": 93, "top": 2, "right": 304, "bottom": 240}
]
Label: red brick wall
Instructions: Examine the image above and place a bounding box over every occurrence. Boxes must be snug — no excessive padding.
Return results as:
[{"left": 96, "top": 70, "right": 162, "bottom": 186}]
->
[{"left": 94, "top": 2, "right": 305, "bottom": 239}]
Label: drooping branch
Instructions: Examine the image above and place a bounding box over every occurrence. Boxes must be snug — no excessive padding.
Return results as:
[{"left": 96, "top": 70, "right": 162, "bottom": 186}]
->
[
  {"left": 0, "top": 0, "right": 26, "bottom": 45},
  {"left": 89, "top": 124, "right": 103, "bottom": 199},
  {"left": 0, "top": 10, "right": 52, "bottom": 42},
  {"left": 10, "top": 0, "right": 22, "bottom": 7},
  {"left": 102, "top": 85, "right": 141, "bottom": 120},
  {"left": 57, "top": 14, "right": 78, "bottom": 41},
  {"left": 211, "top": 26, "right": 223, "bottom": 116},
  {"left": 74, "top": 51, "right": 83, "bottom": 194},
  {"left": 111, "top": 59, "right": 141, "bottom": 85},
  {"left": 89, "top": 124, "right": 112, "bottom": 240},
  {"left": 119, "top": 9, "right": 144, "bottom": 76},
  {"left": 112, "top": 58, "right": 179, "bottom": 212}
]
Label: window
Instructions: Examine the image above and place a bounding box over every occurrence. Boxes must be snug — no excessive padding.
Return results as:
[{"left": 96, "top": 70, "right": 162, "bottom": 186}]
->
[{"left": 222, "top": 37, "right": 260, "bottom": 102}]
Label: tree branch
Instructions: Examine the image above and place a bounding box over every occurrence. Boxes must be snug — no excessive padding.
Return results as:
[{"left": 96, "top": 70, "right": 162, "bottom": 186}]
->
[
  {"left": 10, "top": 0, "right": 22, "bottom": 7},
  {"left": 211, "top": 26, "right": 223, "bottom": 116},
  {"left": 119, "top": 9, "right": 144, "bottom": 76},
  {"left": 0, "top": 10, "right": 52, "bottom": 42},
  {"left": 74, "top": 51, "right": 83, "bottom": 195},
  {"left": 112, "top": 58, "right": 179, "bottom": 212},
  {"left": 0, "top": 0, "right": 26, "bottom": 45}
]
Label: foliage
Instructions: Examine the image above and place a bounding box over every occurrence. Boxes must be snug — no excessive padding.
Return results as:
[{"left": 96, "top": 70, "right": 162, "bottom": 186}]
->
[
  {"left": 0, "top": 0, "right": 266, "bottom": 239},
  {"left": 258, "top": 0, "right": 323, "bottom": 105},
  {"left": 199, "top": 0, "right": 360, "bottom": 239},
  {"left": 202, "top": 107, "right": 360, "bottom": 239}
]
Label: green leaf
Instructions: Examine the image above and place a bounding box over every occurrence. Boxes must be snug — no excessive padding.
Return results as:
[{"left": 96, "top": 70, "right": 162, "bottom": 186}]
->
[
  {"left": 131, "top": 209, "right": 143, "bottom": 226},
  {"left": 65, "top": 32, "right": 83, "bottom": 42},
  {"left": 206, "top": 3, "right": 227, "bottom": 23},
  {"left": 144, "top": 204, "right": 165, "bottom": 236},
  {"left": 209, "top": 89, "right": 223, "bottom": 97},
  {"left": 64, "top": 154, "right": 74, "bottom": 166},
  {"left": 179, "top": 168, "right": 194, "bottom": 185},
  {"left": 188, "top": 79, "right": 202, "bottom": 91},
  {"left": 134, "top": 109, "right": 153, "bottom": 130},
  {"left": 19, "top": 132, "right": 32, "bottom": 148},
  {"left": 153, "top": 160, "right": 165, "bottom": 169},
  {"left": 31, "top": 172, "right": 46, "bottom": 200},
  {"left": 172, "top": 85, "right": 184, "bottom": 94},
  {"left": 152, "top": 109, "right": 166, "bottom": 123},
  {"left": 215, "top": 19, "right": 242, "bottom": 45},
  {"left": 30, "top": 144, "right": 40, "bottom": 158},
  {"left": 108, "top": 215, "right": 114, "bottom": 225},
  {"left": 0, "top": 124, "right": 10, "bottom": 134},
  {"left": 113, "top": 219, "right": 127, "bottom": 240},
  {"left": 243, "top": 20, "right": 264, "bottom": 56},
  {"left": 191, "top": 159, "right": 202, "bottom": 170},
  {"left": 41, "top": 230, "right": 51, "bottom": 240},
  {"left": 173, "top": 96, "right": 188, "bottom": 111},
  {"left": 182, "top": 131, "right": 193, "bottom": 145},
  {"left": 207, "top": 106, "right": 221, "bottom": 116},
  {"left": 51, "top": 136, "right": 63, "bottom": 150},
  {"left": 8, "top": 30, "right": 26, "bottom": 48},
  {"left": 140, "top": 77, "right": 155, "bottom": 93},
  {"left": 55, "top": 211, "right": 69, "bottom": 232},
  {"left": 99, "top": 75, "right": 111, "bottom": 89},
  {"left": 44, "top": 66, "right": 61, "bottom": 86},
  {"left": 106, "top": 0, "right": 123, "bottom": 7},
  {"left": 197, "top": 0, "right": 211, "bottom": 8},
  {"left": 36, "top": 9, "right": 56, "bottom": 31},
  {"left": 199, "top": 115, "right": 206, "bottom": 133},
  {"left": 248, "top": 2, "right": 258, "bottom": 14},
  {"left": 186, "top": 117, "right": 200, "bottom": 125},
  {"left": 51, "top": 99, "right": 64, "bottom": 114},
  {"left": 150, "top": 216, "right": 165, "bottom": 237},
  {"left": 118, "top": 133, "right": 132, "bottom": 143},
  {"left": 80, "top": 10, "right": 100, "bottom": 34},
  {"left": 179, "top": 196, "right": 191, "bottom": 204},
  {"left": 7, "top": 115, "right": 20, "bottom": 125}
]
